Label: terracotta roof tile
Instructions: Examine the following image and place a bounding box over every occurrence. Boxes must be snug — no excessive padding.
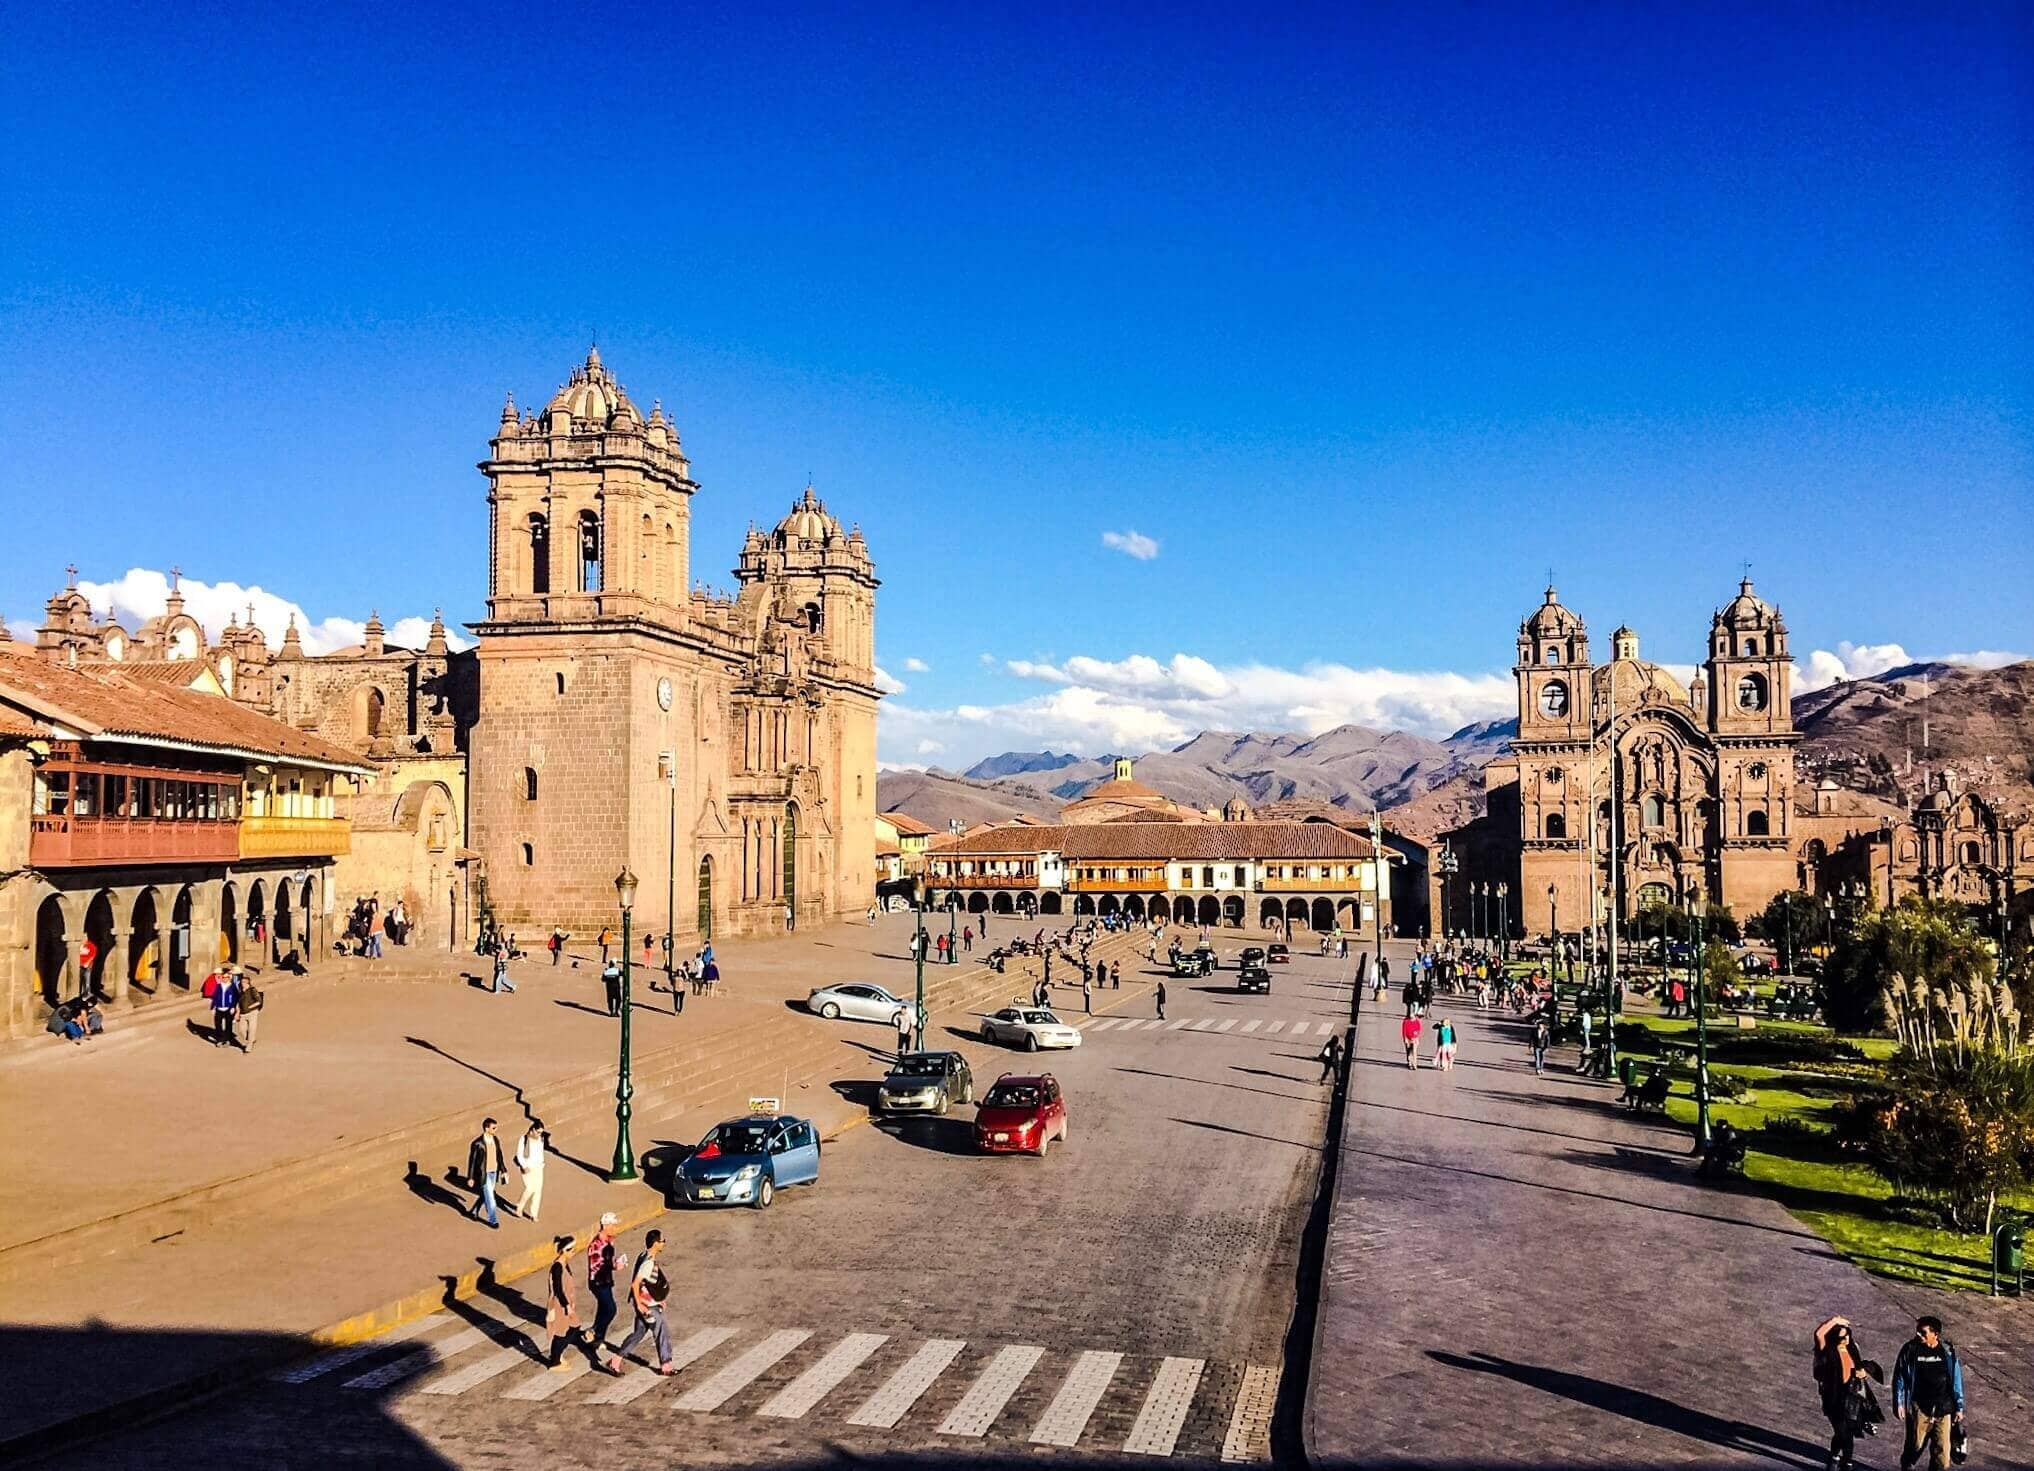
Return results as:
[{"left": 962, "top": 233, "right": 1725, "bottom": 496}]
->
[
  {"left": 933, "top": 820, "right": 1377, "bottom": 861},
  {"left": 0, "top": 645, "right": 370, "bottom": 771},
  {"left": 880, "top": 810, "right": 937, "bottom": 836}
]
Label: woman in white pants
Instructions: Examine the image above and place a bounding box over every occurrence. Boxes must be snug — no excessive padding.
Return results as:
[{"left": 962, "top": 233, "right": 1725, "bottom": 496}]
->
[{"left": 514, "top": 1122, "right": 547, "bottom": 1222}]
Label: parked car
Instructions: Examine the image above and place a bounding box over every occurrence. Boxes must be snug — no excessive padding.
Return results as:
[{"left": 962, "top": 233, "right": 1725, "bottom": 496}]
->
[
  {"left": 974, "top": 1074, "right": 1068, "bottom": 1157},
  {"left": 1266, "top": 943, "right": 1291, "bottom": 964},
  {"left": 672, "top": 1114, "right": 821, "bottom": 1209},
  {"left": 806, "top": 982, "right": 911, "bottom": 1025},
  {"left": 1237, "top": 963, "right": 1272, "bottom": 994},
  {"left": 1737, "top": 952, "right": 1776, "bottom": 977},
  {"left": 1170, "top": 950, "right": 1214, "bottom": 978},
  {"left": 876, "top": 1050, "right": 974, "bottom": 1114},
  {"left": 980, "top": 1006, "right": 1083, "bottom": 1051}
]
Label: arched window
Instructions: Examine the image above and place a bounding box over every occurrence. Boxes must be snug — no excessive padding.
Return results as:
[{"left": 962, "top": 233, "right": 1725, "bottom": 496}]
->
[
  {"left": 1746, "top": 809, "right": 1770, "bottom": 836},
  {"left": 554, "top": 671, "right": 566, "bottom": 696},
  {"left": 1543, "top": 647, "right": 1560, "bottom": 664},
  {"left": 1545, "top": 812, "right": 1567, "bottom": 839},
  {"left": 1743, "top": 637, "right": 1759, "bottom": 656},
  {"left": 577, "top": 509, "right": 602, "bottom": 592},
  {"left": 1538, "top": 679, "right": 1569, "bottom": 717},
  {"left": 1735, "top": 672, "right": 1768, "bottom": 712},
  {"left": 804, "top": 601, "right": 823, "bottom": 632},
  {"left": 1959, "top": 840, "right": 1982, "bottom": 866},
  {"left": 1641, "top": 794, "right": 1665, "bottom": 828},
  {"left": 523, "top": 767, "right": 538, "bottom": 801},
  {"left": 520, "top": 842, "right": 534, "bottom": 866},
  {"left": 528, "top": 513, "right": 550, "bottom": 595}
]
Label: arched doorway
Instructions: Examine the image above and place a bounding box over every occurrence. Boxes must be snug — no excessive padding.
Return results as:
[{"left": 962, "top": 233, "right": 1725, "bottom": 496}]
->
[
  {"left": 1123, "top": 895, "right": 1145, "bottom": 921},
  {"left": 248, "top": 880, "right": 267, "bottom": 963},
  {"left": 1098, "top": 894, "right": 1120, "bottom": 918},
  {"left": 1311, "top": 898, "right": 1335, "bottom": 932},
  {"left": 1197, "top": 896, "right": 1219, "bottom": 929},
  {"left": 1337, "top": 898, "right": 1360, "bottom": 931},
  {"left": 84, "top": 890, "right": 116, "bottom": 996},
  {"left": 1073, "top": 894, "right": 1095, "bottom": 916},
  {"left": 1285, "top": 897, "right": 1309, "bottom": 929},
  {"left": 129, "top": 888, "right": 161, "bottom": 996},
  {"left": 1018, "top": 893, "right": 1037, "bottom": 917},
  {"left": 1173, "top": 896, "right": 1196, "bottom": 925},
  {"left": 967, "top": 892, "right": 989, "bottom": 913},
  {"left": 1260, "top": 898, "right": 1282, "bottom": 928},
  {"left": 219, "top": 882, "right": 239, "bottom": 964},
  {"left": 1039, "top": 892, "right": 1062, "bottom": 915},
  {"left": 992, "top": 892, "right": 1015, "bottom": 914},
  {"left": 782, "top": 804, "right": 798, "bottom": 921},
  {"left": 36, "top": 896, "right": 68, "bottom": 1007},
  {"left": 170, "top": 885, "right": 194, "bottom": 988},
  {"left": 274, "top": 878, "right": 296, "bottom": 960},
  {"left": 1222, "top": 896, "right": 1245, "bottom": 928},
  {"left": 696, "top": 855, "right": 714, "bottom": 941}
]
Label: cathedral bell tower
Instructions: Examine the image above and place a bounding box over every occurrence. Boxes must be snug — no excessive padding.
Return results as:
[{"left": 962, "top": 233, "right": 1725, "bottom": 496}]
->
[
  {"left": 1705, "top": 578, "right": 1791, "bottom": 738},
  {"left": 1515, "top": 586, "right": 1592, "bottom": 743}
]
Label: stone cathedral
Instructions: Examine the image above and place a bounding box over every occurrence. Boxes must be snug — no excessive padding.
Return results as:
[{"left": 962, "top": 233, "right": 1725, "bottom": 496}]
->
[{"left": 468, "top": 348, "right": 880, "bottom": 938}]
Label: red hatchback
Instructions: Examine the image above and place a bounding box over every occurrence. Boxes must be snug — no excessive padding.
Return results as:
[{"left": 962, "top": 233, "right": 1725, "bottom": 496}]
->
[{"left": 974, "top": 1074, "right": 1068, "bottom": 1157}]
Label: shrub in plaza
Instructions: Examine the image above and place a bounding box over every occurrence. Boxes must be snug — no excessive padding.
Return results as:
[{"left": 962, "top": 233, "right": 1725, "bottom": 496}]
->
[
  {"left": 1832, "top": 1051, "right": 2034, "bottom": 1234},
  {"left": 1637, "top": 898, "right": 1741, "bottom": 946},
  {"left": 1707, "top": 1031, "right": 1865, "bottom": 1067},
  {"left": 1819, "top": 896, "right": 2016, "bottom": 1044}
]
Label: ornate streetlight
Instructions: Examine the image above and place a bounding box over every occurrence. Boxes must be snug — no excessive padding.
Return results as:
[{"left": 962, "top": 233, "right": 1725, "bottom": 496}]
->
[
  {"left": 1496, "top": 882, "right": 1509, "bottom": 964},
  {"left": 1438, "top": 842, "right": 1460, "bottom": 942},
  {"left": 1690, "top": 898, "right": 1712, "bottom": 1153},
  {"left": 912, "top": 900, "right": 927, "bottom": 1049},
  {"left": 1547, "top": 882, "right": 1560, "bottom": 986},
  {"left": 609, "top": 866, "right": 640, "bottom": 1182}
]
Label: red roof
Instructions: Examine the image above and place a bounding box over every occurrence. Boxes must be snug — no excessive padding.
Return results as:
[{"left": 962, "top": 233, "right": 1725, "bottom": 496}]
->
[
  {"left": 880, "top": 810, "right": 937, "bottom": 836},
  {"left": 933, "top": 821, "right": 1377, "bottom": 861}
]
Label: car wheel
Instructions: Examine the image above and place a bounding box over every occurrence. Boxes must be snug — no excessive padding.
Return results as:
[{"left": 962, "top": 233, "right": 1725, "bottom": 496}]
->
[
  {"left": 1035, "top": 1132, "right": 1049, "bottom": 1158},
  {"left": 980, "top": 1023, "right": 994, "bottom": 1042},
  {"left": 935, "top": 1091, "right": 949, "bottom": 1116},
  {"left": 820, "top": 1002, "right": 840, "bottom": 1020},
  {"left": 1025, "top": 1033, "right": 1039, "bottom": 1052},
  {"left": 754, "top": 1177, "right": 774, "bottom": 1209}
]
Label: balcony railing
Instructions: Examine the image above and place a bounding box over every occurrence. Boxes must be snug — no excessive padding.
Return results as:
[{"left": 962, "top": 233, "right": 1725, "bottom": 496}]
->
[
  {"left": 1067, "top": 875, "right": 1168, "bottom": 893},
  {"left": 1256, "top": 876, "right": 1367, "bottom": 893},
  {"left": 240, "top": 815, "right": 352, "bottom": 859},
  {"left": 31, "top": 815, "right": 241, "bottom": 868},
  {"left": 928, "top": 872, "right": 1038, "bottom": 888}
]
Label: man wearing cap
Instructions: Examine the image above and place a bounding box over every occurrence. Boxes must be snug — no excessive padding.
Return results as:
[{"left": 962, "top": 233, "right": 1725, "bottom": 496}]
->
[{"left": 586, "top": 1212, "right": 624, "bottom": 1353}]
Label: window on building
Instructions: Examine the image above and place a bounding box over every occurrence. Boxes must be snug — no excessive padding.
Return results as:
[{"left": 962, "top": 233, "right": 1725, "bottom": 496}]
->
[
  {"left": 1202, "top": 865, "right": 1215, "bottom": 888},
  {"left": 1539, "top": 680, "right": 1569, "bottom": 716},
  {"left": 1735, "top": 672, "right": 1768, "bottom": 712},
  {"left": 1746, "top": 809, "right": 1770, "bottom": 836},
  {"left": 1545, "top": 812, "right": 1566, "bottom": 839},
  {"left": 1960, "top": 840, "right": 1982, "bottom": 866},
  {"left": 523, "top": 767, "right": 538, "bottom": 801},
  {"left": 529, "top": 513, "right": 550, "bottom": 595},
  {"left": 555, "top": 671, "right": 566, "bottom": 696},
  {"left": 521, "top": 842, "right": 534, "bottom": 866},
  {"left": 577, "top": 510, "right": 602, "bottom": 593},
  {"left": 1544, "top": 646, "right": 1560, "bottom": 664},
  {"left": 1641, "top": 794, "right": 1665, "bottom": 828},
  {"left": 1743, "top": 637, "right": 1759, "bottom": 656}
]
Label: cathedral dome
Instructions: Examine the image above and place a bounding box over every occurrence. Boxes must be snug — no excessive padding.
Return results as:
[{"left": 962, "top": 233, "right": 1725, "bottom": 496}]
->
[
  {"left": 545, "top": 346, "right": 641, "bottom": 427},
  {"left": 775, "top": 485, "right": 840, "bottom": 545},
  {"left": 1718, "top": 577, "right": 1776, "bottom": 626},
  {"left": 1524, "top": 585, "right": 1583, "bottom": 639}
]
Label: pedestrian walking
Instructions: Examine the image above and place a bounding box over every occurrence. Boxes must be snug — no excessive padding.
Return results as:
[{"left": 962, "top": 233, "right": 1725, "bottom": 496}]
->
[
  {"left": 546, "top": 1235, "right": 581, "bottom": 1368},
  {"left": 1892, "top": 1316, "right": 1964, "bottom": 1471},
  {"left": 1576, "top": 1008, "right": 1592, "bottom": 1071},
  {"left": 1317, "top": 1034, "right": 1341, "bottom": 1081},
  {"left": 203, "top": 968, "right": 238, "bottom": 1046},
  {"left": 234, "top": 974, "right": 264, "bottom": 1052},
  {"left": 1110, "top": 960, "right": 1120, "bottom": 989},
  {"left": 894, "top": 1004, "right": 914, "bottom": 1057},
  {"left": 1434, "top": 1016, "right": 1458, "bottom": 1071},
  {"left": 1401, "top": 1012, "right": 1422, "bottom": 1068},
  {"left": 1813, "top": 1315, "right": 1885, "bottom": 1471},
  {"left": 605, "top": 1229, "right": 674, "bottom": 1375},
  {"left": 602, "top": 958, "right": 622, "bottom": 1017},
  {"left": 513, "top": 1120, "right": 548, "bottom": 1222},
  {"left": 963, "top": 925, "right": 974, "bottom": 954},
  {"left": 466, "top": 1117, "right": 504, "bottom": 1228},
  {"left": 1081, "top": 978, "right": 1092, "bottom": 1015},
  {"left": 643, "top": 930, "right": 656, "bottom": 967},
  {"left": 1155, "top": 981, "right": 1167, "bottom": 1020},
  {"left": 586, "top": 1213, "right": 622, "bottom": 1351},
  {"left": 1531, "top": 1015, "right": 1550, "bottom": 1076},
  {"left": 598, "top": 927, "right": 612, "bottom": 964},
  {"left": 549, "top": 927, "right": 567, "bottom": 967},
  {"left": 492, "top": 939, "right": 515, "bottom": 994}
]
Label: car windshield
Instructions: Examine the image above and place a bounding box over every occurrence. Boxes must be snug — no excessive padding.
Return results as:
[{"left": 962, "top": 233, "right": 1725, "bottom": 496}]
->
[
  {"left": 1020, "top": 1011, "right": 1058, "bottom": 1025},
  {"left": 699, "top": 1121, "right": 773, "bottom": 1155},
  {"left": 888, "top": 1054, "right": 946, "bottom": 1078},
  {"left": 983, "top": 1084, "right": 1040, "bottom": 1108}
]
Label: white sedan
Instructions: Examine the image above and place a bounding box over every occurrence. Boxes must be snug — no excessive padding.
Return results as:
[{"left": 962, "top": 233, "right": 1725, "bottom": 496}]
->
[
  {"left": 806, "top": 982, "right": 911, "bottom": 1025},
  {"left": 979, "top": 1007, "right": 1083, "bottom": 1052}
]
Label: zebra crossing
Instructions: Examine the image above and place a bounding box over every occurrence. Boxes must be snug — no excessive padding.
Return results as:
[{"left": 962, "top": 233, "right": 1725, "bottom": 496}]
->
[
  {"left": 275, "top": 1313, "right": 1276, "bottom": 1461},
  {"left": 1077, "top": 1015, "right": 1337, "bottom": 1036}
]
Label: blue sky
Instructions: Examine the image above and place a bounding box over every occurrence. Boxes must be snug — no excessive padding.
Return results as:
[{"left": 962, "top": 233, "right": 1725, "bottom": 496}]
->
[{"left": 2, "top": 3, "right": 2028, "bottom": 766}]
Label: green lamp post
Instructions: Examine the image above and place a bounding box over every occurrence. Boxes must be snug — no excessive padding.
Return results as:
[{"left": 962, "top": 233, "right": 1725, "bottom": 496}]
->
[
  {"left": 913, "top": 901, "right": 927, "bottom": 1049},
  {"left": 1691, "top": 900, "right": 1712, "bottom": 1153},
  {"left": 609, "top": 866, "right": 640, "bottom": 1182}
]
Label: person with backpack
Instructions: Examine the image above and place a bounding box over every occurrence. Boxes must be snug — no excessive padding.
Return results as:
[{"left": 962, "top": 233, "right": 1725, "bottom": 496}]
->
[
  {"left": 1892, "top": 1315, "right": 1965, "bottom": 1471},
  {"left": 604, "top": 1229, "right": 673, "bottom": 1376},
  {"left": 1317, "top": 1034, "right": 1341, "bottom": 1082},
  {"left": 234, "top": 973, "right": 264, "bottom": 1052},
  {"left": 548, "top": 927, "right": 567, "bottom": 967},
  {"left": 203, "top": 968, "right": 238, "bottom": 1047}
]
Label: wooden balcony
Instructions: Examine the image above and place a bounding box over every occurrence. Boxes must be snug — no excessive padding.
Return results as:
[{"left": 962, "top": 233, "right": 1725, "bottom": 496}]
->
[
  {"left": 240, "top": 815, "right": 352, "bottom": 859},
  {"left": 1068, "top": 875, "right": 1167, "bottom": 893},
  {"left": 31, "top": 815, "right": 240, "bottom": 868},
  {"left": 1256, "top": 876, "right": 1366, "bottom": 894},
  {"left": 929, "top": 872, "right": 1038, "bottom": 889}
]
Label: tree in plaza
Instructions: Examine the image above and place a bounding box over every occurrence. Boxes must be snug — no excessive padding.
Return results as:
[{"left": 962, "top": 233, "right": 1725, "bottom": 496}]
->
[
  {"left": 1750, "top": 890, "right": 1821, "bottom": 974},
  {"left": 1836, "top": 1050, "right": 2034, "bottom": 1235},
  {"left": 1637, "top": 900, "right": 1740, "bottom": 946},
  {"left": 1822, "top": 896, "right": 2020, "bottom": 1055}
]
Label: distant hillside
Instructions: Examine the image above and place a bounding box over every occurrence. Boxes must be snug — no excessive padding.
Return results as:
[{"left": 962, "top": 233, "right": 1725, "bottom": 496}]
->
[
  {"left": 877, "top": 769, "right": 1061, "bottom": 829},
  {"left": 962, "top": 750, "right": 1096, "bottom": 781},
  {"left": 1794, "top": 660, "right": 2034, "bottom": 806}
]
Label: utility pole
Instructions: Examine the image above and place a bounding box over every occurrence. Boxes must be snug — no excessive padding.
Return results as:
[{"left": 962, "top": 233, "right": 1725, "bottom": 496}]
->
[{"left": 1371, "top": 808, "right": 1386, "bottom": 984}]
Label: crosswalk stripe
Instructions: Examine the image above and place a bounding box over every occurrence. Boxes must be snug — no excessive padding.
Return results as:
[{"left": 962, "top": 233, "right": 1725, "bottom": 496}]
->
[
  {"left": 1264, "top": 1021, "right": 1285, "bottom": 1034},
  {"left": 272, "top": 1314, "right": 451, "bottom": 1383},
  {"left": 1165, "top": 1019, "right": 1191, "bottom": 1030},
  {"left": 1315, "top": 1021, "right": 1334, "bottom": 1036},
  {"left": 1123, "top": 1356, "right": 1205, "bottom": 1456},
  {"left": 586, "top": 1325, "right": 736, "bottom": 1404},
  {"left": 1241, "top": 1019, "right": 1263, "bottom": 1033},
  {"left": 757, "top": 1333, "right": 887, "bottom": 1419},
  {"left": 343, "top": 1325, "right": 491, "bottom": 1390},
  {"left": 939, "top": 1343, "right": 1045, "bottom": 1437},
  {"left": 1212, "top": 1019, "right": 1236, "bottom": 1033},
  {"left": 846, "top": 1338, "right": 966, "bottom": 1428},
  {"left": 1221, "top": 1362, "right": 1280, "bottom": 1462},
  {"left": 502, "top": 1356, "right": 592, "bottom": 1400},
  {"left": 1143, "top": 1018, "right": 1168, "bottom": 1030},
  {"left": 1029, "top": 1349, "right": 1122, "bottom": 1446},
  {"left": 1288, "top": 1019, "right": 1308, "bottom": 1032},
  {"left": 674, "top": 1328, "right": 811, "bottom": 1412},
  {"left": 422, "top": 1344, "right": 527, "bottom": 1396}
]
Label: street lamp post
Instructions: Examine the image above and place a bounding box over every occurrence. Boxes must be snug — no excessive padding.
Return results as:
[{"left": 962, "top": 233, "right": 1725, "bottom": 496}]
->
[
  {"left": 1497, "top": 882, "right": 1509, "bottom": 965},
  {"left": 610, "top": 867, "right": 640, "bottom": 1182},
  {"left": 661, "top": 753, "right": 677, "bottom": 998},
  {"left": 1691, "top": 900, "right": 1712, "bottom": 1153},
  {"left": 948, "top": 903, "right": 957, "bottom": 966},
  {"left": 913, "top": 902, "right": 927, "bottom": 1050},
  {"left": 1438, "top": 843, "right": 1459, "bottom": 946},
  {"left": 1547, "top": 883, "right": 1560, "bottom": 987}
]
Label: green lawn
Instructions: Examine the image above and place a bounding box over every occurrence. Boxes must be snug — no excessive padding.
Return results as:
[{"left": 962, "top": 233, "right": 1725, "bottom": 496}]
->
[{"left": 1618, "top": 1010, "right": 2025, "bottom": 1293}]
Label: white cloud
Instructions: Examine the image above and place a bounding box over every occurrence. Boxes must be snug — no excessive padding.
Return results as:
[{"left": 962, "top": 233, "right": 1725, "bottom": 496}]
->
[
  {"left": 902, "top": 657, "right": 930, "bottom": 673},
  {"left": 978, "top": 652, "right": 998, "bottom": 666},
  {"left": 56, "top": 567, "right": 471, "bottom": 656},
  {"left": 6, "top": 619, "right": 37, "bottom": 644},
  {"left": 872, "top": 665, "right": 908, "bottom": 695},
  {"left": 879, "top": 647, "right": 1517, "bottom": 767},
  {"left": 1101, "top": 529, "right": 1160, "bottom": 561},
  {"left": 915, "top": 739, "right": 946, "bottom": 755},
  {"left": 1792, "top": 640, "right": 2028, "bottom": 693}
]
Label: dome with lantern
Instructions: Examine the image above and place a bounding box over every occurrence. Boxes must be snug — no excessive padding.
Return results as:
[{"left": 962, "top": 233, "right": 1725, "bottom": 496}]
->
[{"left": 773, "top": 485, "right": 843, "bottom": 548}]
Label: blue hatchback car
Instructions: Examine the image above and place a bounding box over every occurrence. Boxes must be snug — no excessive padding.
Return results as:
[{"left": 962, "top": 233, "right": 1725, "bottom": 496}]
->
[{"left": 672, "top": 1114, "right": 821, "bottom": 1209}]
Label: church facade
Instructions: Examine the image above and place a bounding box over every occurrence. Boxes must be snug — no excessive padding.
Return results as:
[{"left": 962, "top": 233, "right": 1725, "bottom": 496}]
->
[{"left": 467, "top": 349, "right": 880, "bottom": 938}]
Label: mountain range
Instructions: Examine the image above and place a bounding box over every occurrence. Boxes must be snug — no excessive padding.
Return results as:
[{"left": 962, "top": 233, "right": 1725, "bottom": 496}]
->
[{"left": 877, "top": 660, "right": 2034, "bottom": 838}]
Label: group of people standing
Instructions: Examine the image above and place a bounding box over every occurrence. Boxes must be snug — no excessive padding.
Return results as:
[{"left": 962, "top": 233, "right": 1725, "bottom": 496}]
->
[{"left": 1811, "top": 1313, "right": 1966, "bottom": 1471}]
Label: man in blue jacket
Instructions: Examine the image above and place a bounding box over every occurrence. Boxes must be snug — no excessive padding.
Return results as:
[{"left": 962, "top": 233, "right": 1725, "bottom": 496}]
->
[{"left": 1892, "top": 1315, "right": 1964, "bottom": 1471}]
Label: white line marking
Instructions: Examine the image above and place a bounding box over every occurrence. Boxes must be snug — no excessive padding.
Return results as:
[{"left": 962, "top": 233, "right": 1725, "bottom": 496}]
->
[
  {"left": 1030, "top": 1349, "right": 1122, "bottom": 1446},
  {"left": 422, "top": 1344, "right": 528, "bottom": 1395},
  {"left": 757, "top": 1333, "right": 887, "bottom": 1419},
  {"left": 1165, "top": 1019, "right": 1191, "bottom": 1030},
  {"left": 1139, "top": 1018, "right": 1167, "bottom": 1030},
  {"left": 586, "top": 1325, "right": 736, "bottom": 1404},
  {"left": 847, "top": 1338, "right": 965, "bottom": 1427},
  {"left": 1212, "top": 1019, "right": 1237, "bottom": 1033},
  {"left": 342, "top": 1326, "right": 491, "bottom": 1390},
  {"left": 939, "top": 1344, "right": 1045, "bottom": 1436},
  {"left": 1288, "top": 1019, "right": 1308, "bottom": 1032},
  {"left": 1221, "top": 1362, "right": 1281, "bottom": 1462},
  {"left": 674, "top": 1328, "right": 811, "bottom": 1412},
  {"left": 272, "top": 1315, "right": 452, "bottom": 1383},
  {"left": 1264, "top": 1021, "right": 1285, "bottom": 1034},
  {"left": 502, "top": 1356, "right": 592, "bottom": 1400},
  {"left": 1315, "top": 1021, "right": 1334, "bottom": 1036},
  {"left": 1123, "top": 1356, "right": 1205, "bottom": 1456},
  {"left": 1241, "top": 1019, "right": 1263, "bottom": 1033}
]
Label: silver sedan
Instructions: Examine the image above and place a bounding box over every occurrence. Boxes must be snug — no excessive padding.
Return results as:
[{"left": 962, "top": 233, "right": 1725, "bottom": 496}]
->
[
  {"left": 978, "top": 1006, "right": 1083, "bottom": 1052},
  {"left": 806, "top": 982, "right": 912, "bottom": 1026}
]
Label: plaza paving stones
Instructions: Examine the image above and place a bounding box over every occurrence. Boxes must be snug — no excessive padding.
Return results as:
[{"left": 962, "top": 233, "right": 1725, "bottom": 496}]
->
[{"left": 1306, "top": 975, "right": 2034, "bottom": 1469}]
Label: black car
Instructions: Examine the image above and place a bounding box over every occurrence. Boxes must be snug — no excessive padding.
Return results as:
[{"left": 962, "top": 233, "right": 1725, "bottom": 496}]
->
[
  {"left": 1170, "top": 949, "right": 1214, "bottom": 978},
  {"left": 1266, "top": 943, "right": 1291, "bottom": 964},
  {"left": 875, "top": 1050, "right": 975, "bottom": 1115},
  {"left": 1237, "top": 963, "right": 1272, "bottom": 994},
  {"left": 1238, "top": 946, "right": 1267, "bottom": 969}
]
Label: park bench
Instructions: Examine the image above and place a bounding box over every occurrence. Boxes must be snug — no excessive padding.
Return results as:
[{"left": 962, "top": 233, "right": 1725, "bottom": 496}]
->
[{"left": 1619, "top": 1070, "right": 1672, "bottom": 1114}]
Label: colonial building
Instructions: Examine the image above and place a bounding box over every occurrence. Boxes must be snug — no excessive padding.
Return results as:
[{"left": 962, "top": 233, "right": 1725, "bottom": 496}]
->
[
  {"left": 1060, "top": 758, "right": 1201, "bottom": 825},
  {"left": 1813, "top": 772, "right": 2031, "bottom": 926},
  {"left": 0, "top": 644, "right": 371, "bottom": 1038},
  {"left": 468, "top": 348, "right": 880, "bottom": 937}
]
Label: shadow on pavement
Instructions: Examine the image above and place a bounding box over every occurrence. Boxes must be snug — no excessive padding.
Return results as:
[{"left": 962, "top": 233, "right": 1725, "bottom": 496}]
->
[
  {"left": 1115, "top": 1065, "right": 1316, "bottom": 1103},
  {"left": 870, "top": 1116, "right": 977, "bottom": 1155},
  {"left": 1175, "top": 1118, "right": 1322, "bottom": 1151}
]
